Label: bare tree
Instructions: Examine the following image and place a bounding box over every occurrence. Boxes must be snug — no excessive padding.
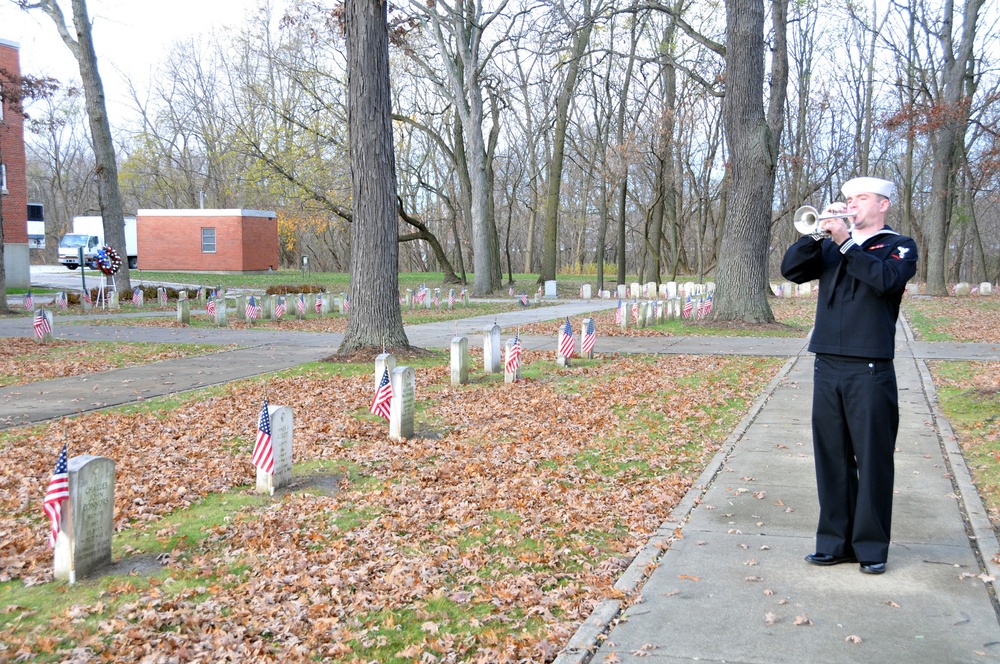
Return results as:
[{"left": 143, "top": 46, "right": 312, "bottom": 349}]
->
[{"left": 18, "top": 0, "right": 132, "bottom": 289}]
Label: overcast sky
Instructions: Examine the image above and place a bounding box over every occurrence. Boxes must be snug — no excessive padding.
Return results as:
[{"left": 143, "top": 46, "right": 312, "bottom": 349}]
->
[{"left": 0, "top": 0, "right": 274, "bottom": 124}]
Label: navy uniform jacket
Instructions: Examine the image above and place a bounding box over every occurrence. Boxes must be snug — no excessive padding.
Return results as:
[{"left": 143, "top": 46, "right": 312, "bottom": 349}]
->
[{"left": 780, "top": 227, "right": 918, "bottom": 360}]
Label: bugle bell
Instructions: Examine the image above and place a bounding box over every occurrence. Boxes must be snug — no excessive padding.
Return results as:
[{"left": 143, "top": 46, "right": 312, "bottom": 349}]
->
[{"left": 793, "top": 205, "right": 855, "bottom": 239}]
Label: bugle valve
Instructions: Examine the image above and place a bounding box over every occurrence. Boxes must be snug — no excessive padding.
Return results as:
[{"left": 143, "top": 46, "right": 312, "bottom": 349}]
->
[{"left": 793, "top": 205, "right": 855, "bottom": 239}]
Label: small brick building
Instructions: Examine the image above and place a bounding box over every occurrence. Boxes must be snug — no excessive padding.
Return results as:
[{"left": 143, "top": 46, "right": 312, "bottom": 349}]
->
[
  {"left": 0, "top": 37, "right": 30, "bottom": 287},
  {"left": 136, "top": 209, "right": 279, "bottom": 273}
]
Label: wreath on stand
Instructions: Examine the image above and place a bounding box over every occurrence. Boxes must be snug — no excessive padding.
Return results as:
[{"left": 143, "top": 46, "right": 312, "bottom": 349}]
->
[{"left": 94, "top": 245, "right": 122, "bottom": 276}]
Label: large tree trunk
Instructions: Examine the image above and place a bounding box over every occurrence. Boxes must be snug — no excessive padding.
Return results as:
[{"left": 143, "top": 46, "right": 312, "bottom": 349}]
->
[
  {"left": 924, "top": 0, "right": 982, "bottom": 295},
  {"left": 30, "top": 0, "right": 131, "bottom": 290},
  {"left": 713, "top": 0, "right": 788, "bottom": 322},
  {"left": 341, "top": 0, "right": 408, "bottom": 352}
]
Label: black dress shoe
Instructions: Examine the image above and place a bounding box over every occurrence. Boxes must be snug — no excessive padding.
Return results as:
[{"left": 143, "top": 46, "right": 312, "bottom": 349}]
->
[
  {"left": 860, "top": 562, "right": 886, "bottom": 575},
  {"left": 805, "top": 552, "right": 858, "bottom": 566}
]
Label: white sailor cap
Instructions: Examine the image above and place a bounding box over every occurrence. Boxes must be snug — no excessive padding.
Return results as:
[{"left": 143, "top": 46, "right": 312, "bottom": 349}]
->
[{"left": 842, "top": 177, "right": 894, "bottom": 200}]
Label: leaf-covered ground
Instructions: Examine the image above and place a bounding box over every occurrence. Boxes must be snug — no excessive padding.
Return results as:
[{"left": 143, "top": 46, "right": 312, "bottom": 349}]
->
[
  {"left": 0, "top": 338, "right": 233, "bottom": 388},
  {"left": 0, "top": 351, "right": 782, "bottom": 662},
  {"left": 903, "top": 296, "right": 1000, "bottom": 343}
]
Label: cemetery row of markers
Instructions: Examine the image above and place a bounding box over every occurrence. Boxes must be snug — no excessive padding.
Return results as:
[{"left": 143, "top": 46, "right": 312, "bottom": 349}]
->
[{"left": 39, "top": 317, "right": 595, "bottom": 583}]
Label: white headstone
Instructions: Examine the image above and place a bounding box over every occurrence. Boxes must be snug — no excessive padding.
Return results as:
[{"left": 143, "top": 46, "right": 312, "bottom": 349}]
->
[
  {"left": 683, "top": 282, "right": 695, "bottom": 298},
  {"left": 556, "top": 328, "right": 572, "bottom": 368},
  {"left": 177, "top": 299, "right": 190, "bottom": 324},
  {"left": 619, "top": 302, "right": 629, "bottom": 330},
  {"left": 706, "top": 281, "right": 716, "bottom": 293},
  {"left": 389, "top": 366, "right": 415, "bottom": 441},
  {"left": 582, "top": 284, "right": 593, "bottom": 300},
  {"left": 581, "top": 317, "right": 594, "bottom": 359},
  {"left": 630, "top": 282, "right": 641, "bottom": 299},
  {"left": 781, "top": 282, "right": 794, "bottom": 298},
  {"left": 108, "top": 291, "right": 119, "bottom": 309},
  {"left": 666, "top": 282, "right": 678, "bottom": 298},
  {"left": 905, "top": 283, "right": 920, "bottom": 296},
  {"left": 797, "top": 283, "right": 812, "bottom": 297},
  {"left": 197, "top": 288, "right": 207, "bottom": 303},
  {"left": 636, "top": 302, "right": 647, "bottom": 328},
  {"left": 157, "top": 287, "right": 168, "bottom": 306},
  {"left": 214, "top": 297, "right": 228, "bottom": 327},
  {"left": 955, "top": 282, "right": 971, "bottom": 296},
  {"left": 375, "top": 353, "right": 397, "bottom": 391},
  {"left": 257, "top": 406, "right": 293, "bottom": 495},
  {"left": 450, "top": 336, "right": 469, "bottom": 386},
  {"left": 405, "top": 289, "right": 413, "bottom": 308},
  {"left": 645, "top": 282, "right": 657, "bottom": 298},
  {"left": 484, "top": 325, "right": 502, "bottom": 373},
  {"left": 544, "top": 280, "right": 558, "bottom": 298},
  {"left": 235, "top": 295, "right": 247, "bottom": 320},
  {"left": 55, "top": 455, "right": 115, "bottom": 582},
  {"left": 617, "top": 284, "right": 628, "bottom": 299},
  {"left": 980, "top": 282, "right": 993, "bottom": 296}
]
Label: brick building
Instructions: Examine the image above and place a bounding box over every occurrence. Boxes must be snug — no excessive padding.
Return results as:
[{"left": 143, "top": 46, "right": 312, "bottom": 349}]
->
[
  {"left": 0, "top": 37, "right": 29, "bottom": 288},
  {"left": 136, "top": 209, "right": 279, "bottom": 273}
]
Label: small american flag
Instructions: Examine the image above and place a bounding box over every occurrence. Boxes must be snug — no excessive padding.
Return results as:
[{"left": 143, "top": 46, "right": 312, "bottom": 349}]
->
[
  {"left": 315, "top": 295, "right": 323, "bottom": 313},
  {"left": 704, "top": 294, "right": 713, "bottom": 316},
  {"left": 643, "top": 284, "right": 649, "bottom": 298},
  {"left": 58, "top": 292, "right": 68, "bottom": 309},
  {"left": 460, "top": 288, "right": 466, "bottom": 301},
  {"left": 370, "top": 367, "right": 392, "bottom": 420},
  {"left": 683, "top": 296, "right": 693, "bottom": 319},
  {"left": 24, "top": 291, "right": 33, "bottom": 309},
  {"left": 252, "top": 398, "right": 274, "bottom": 474},
  {"left": 197, "top": 286, "right": 204, "bottom": 300},
  {"left": 43, "top": 444, "right": 69, "bottom": 548},
  {"left": 343, "top": 296, "right": 350, "bottom": 312},
  {"left": 520, "top": 292, "right": 529, "bottom": 307},
  {"left": 297, "top": 294, "right": 305, "bottom": 314},
  {"left": 615, "top": 299, "right": 624, "bottom": 325},
  {"left": 275, "top": 296, "right": 286, "bottom": 320},
  {"left": 83, "top": 290, "right": 92, "bottom": 306},
  {"left": 508, "top": 286, "right": 514, "bottom": 297},
  {"left": 416, "top": 287, "right": 426, "bottom": 304},
  {"left": 206, "top": 298, "right": 216, "bottom": 317},
  {"left": 631, "top": 301, "right": 640, "bottom": 323},
  {"left": 246, "top": 295, "right": 259, "bottom": 320},
  {"left": 448, "top": 291, "right": 455, "bottom": 307},
  {"left": 33, "top": 309, "right": 51, "bottom": 339},
  {"left": 582, "top": 318, "right": 596, "bottom": 355},
  {"left": 580, "top": 286, "right": 584, "bottom": 298},
  {"left": 433, "top": 292, "right": 439, "bottom": 307},
  {"left": 558, "top": 317, "right": 574, "bottom": 358},
  {"left": 505, "top": 331, "right": 522, "bottom": 376},
  {"left": 132, "top": 289, "right": 143, "bottom": 306}
]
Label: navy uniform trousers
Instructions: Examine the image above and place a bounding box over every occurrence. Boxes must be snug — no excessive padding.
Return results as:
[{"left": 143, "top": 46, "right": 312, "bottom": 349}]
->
[{"left": 811, "top": 354, "right": 898, "bottom": 564}]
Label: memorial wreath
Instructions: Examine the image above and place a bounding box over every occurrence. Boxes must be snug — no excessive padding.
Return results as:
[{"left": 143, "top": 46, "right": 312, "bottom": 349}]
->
[{"left": 94, "top": 245, "right": 122, "bottom": 276}]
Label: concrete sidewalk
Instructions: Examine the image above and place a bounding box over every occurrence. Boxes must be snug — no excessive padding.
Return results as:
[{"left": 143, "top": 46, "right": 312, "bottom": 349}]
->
[{"left": 557, "top": 325, "right": 1000, "bottom": 663}]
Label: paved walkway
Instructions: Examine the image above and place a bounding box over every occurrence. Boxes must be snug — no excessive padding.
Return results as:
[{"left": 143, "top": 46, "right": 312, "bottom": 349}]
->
[{"left": 2, "top": 301, "right": 999, "bottom": 660}]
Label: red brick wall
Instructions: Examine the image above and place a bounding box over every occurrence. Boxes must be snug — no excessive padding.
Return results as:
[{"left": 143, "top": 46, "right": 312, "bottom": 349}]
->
[
  {"left": 136, "top": 212, "right": 278, "bottom": 272},
  {"left": 0, "top": 42, "right": 28, "bottom": 244}
]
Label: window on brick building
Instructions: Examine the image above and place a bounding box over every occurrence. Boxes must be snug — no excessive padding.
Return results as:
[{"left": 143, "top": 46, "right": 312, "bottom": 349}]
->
[
  {"left": 202, "top": 227, "right": 216, "bottom": 253},
  {"left": 1, "top": 163, "right": 7, "bottom": 194}
]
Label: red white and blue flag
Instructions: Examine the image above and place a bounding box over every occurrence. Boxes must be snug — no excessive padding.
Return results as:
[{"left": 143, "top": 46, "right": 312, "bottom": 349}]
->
[
  {"left": 24, "top": 291, "right": 33, "bottom": 309},
  {"left": 704, "top": 294, "right": 713, "bottom": 317},
  {"left": 206, "top": 297, "right": 216, "bottom": 317},
  {"left": 43, "top": 444, "right": 69, "bottom": 548},
  {"left": 683, "top": 296, "right": 693, "bottom": 319},
  {"left": 508, "top": 286, "right": 514, "bottom": 297},
  {"left": 615, "top": 299, "right": 624, "bottom": 325},
  {"left": 343, "top": 296, "right": 350, "bottom": 312},
  {"left": 448, "top": 291, "right": 455, "bottom": 307},
  {"left": 252, "top": 398, "right": 274, "bottom": 474},
  {"left": 416, "top": 287, "right": 427, "bottom": 304},
  {"left": 582, "top": 318, "right": 596, "bottom": 355},
  {"left": 33, "top": 309, "right": 51, "bottom": 339},
  {"left": 370, "top": 368, "right": 392, "bottom": 420},
  {"left": 315, "top": 294, "right": 323, "bottom": 313},
  {"left": 82, "top": 290, "right": 92, "bottom": 306},
  {"left": 505, "top": 330, "right": 522, "bottom": 376},
  {"left": 58, "top": 292, "right": 68, "bottom": 309},
  {"left": 558, "top": 317, "right": 575, "bottom": 358},
  {"left": 274, "top": 296, "right": 286, "bottom": 320},
  {"left": 297, "top": 294, "right": 306, "bottom": 315},
  {"left": 520, "top": 292, "right": 529, "bottom": 307},
  {"left": 631, "top": 301, "right": 640, "bottom": 323},
  {"left": 132, "top": 289, "right": 143, "bottom": 306},
  {"left": 246, "top": 296, "right": 259, "bottom": 320}
]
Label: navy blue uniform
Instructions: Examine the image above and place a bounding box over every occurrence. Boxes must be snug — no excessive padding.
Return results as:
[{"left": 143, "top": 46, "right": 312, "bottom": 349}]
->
[{"left": 781, "top": 228, "right": 918, "bottom": 564}]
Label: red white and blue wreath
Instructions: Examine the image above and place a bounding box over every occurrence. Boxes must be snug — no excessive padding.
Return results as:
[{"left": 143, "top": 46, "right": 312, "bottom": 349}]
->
[{"left": 94, "top": 245, "right": 122, "bottom": 276}]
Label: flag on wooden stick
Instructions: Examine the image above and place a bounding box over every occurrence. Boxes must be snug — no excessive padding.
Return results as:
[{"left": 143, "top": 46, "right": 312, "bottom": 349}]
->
[
  {"left": 558, "top": 317, "right": 575, "bottom": 358},
  {"left": 33, "top": 309, "right": 51, "bottom": 339},
  {"left": 43, "top": 444, "right": 69, "bottom": 548},
  {"left": 252, "top": 398, "right": 274, "bottom": 474},
  {"left": 370, "top": 368, "right": 392, "bottom": 420},
  {"left": 582, "top": 318, "right": 596, "bottom": 355}
]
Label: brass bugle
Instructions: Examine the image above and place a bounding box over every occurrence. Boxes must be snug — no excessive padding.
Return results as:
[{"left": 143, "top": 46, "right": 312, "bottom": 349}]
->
[{"left": 793, "top": 205, "right": 855, "bottom": 238}]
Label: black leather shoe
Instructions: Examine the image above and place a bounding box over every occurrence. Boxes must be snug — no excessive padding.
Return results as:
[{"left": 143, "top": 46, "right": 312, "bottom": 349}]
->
[
  {"left": 860, "top": 562, "right": 886, "bottom": 575},
  {"left": 805, "top": 552, "right": 857, "bottom": 566}
]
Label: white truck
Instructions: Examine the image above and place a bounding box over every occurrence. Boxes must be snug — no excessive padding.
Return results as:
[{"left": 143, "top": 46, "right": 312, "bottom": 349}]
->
[{"left": 58, "top": 216, "right": 138, "bottom": 270}]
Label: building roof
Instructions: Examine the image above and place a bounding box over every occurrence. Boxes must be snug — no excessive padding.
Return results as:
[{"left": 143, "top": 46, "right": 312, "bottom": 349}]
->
[
  {"left": 0, "top": 37, "right": 20, "bottom": 49},
  {"left": 137, "top": 209, "right": 277, "bottom": 218}
]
